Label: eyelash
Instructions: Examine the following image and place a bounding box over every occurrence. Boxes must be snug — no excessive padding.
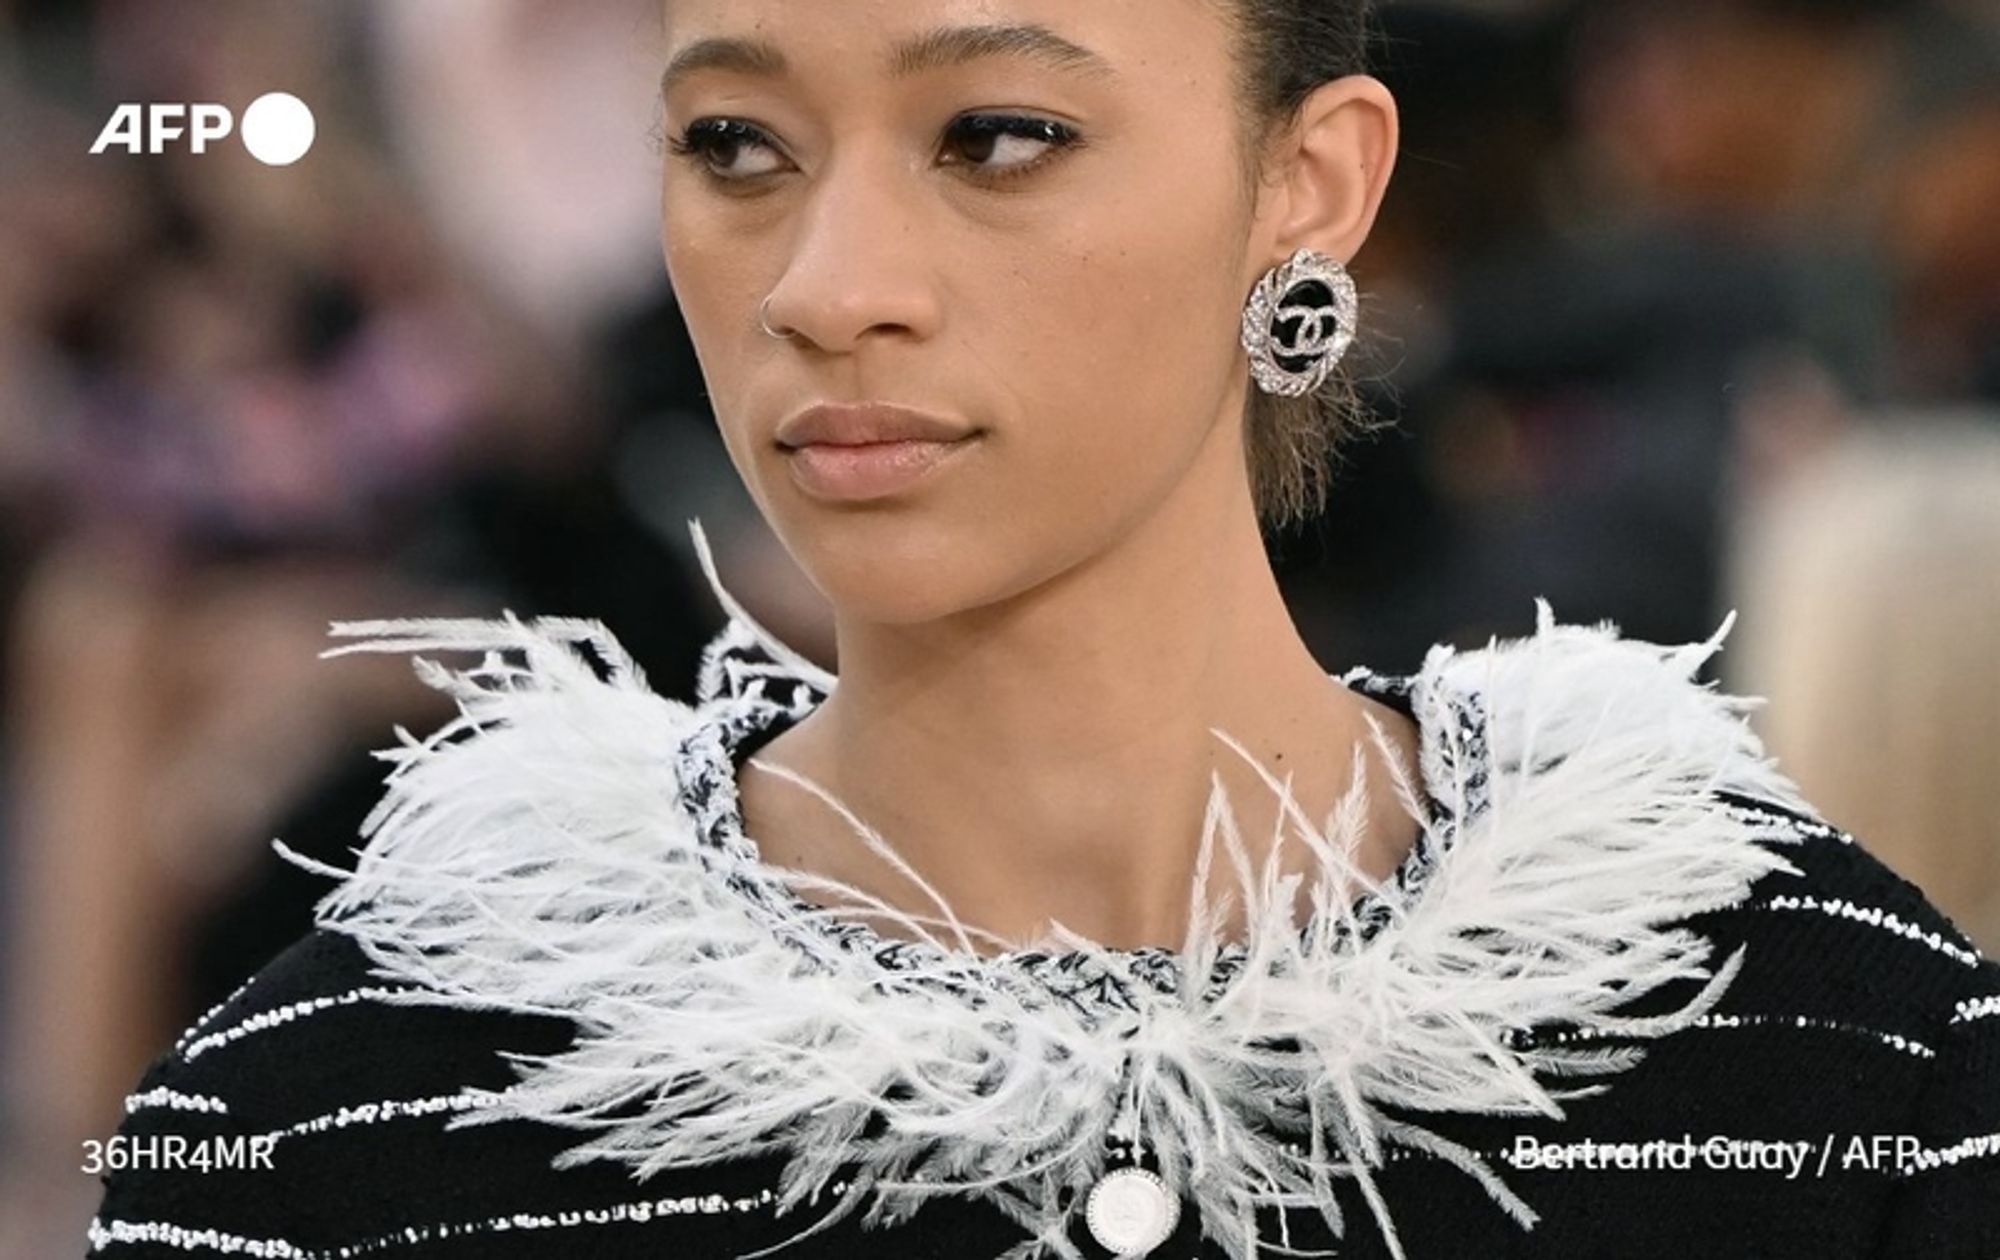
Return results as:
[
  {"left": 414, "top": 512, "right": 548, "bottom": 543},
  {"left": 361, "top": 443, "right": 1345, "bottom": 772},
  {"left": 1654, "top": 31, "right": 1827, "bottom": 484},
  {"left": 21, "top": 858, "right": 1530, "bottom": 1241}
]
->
[{"left": 662, "top": 113, "right": 1084, "bottom": 190}]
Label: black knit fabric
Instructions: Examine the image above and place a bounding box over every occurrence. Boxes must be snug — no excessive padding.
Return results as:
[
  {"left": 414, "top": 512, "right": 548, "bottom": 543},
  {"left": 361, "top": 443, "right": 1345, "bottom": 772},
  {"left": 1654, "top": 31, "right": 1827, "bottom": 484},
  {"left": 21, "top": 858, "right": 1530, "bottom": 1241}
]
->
[{"left": 88, "top": 620, "right": 2000, "bottom": 1259}]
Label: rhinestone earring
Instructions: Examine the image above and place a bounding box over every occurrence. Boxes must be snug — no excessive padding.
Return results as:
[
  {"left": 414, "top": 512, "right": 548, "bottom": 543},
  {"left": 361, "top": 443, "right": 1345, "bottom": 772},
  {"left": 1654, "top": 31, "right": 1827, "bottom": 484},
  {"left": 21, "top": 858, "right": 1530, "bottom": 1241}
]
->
[{"left": 1239, "top": 246, "right": 1358, "bottom": 398}]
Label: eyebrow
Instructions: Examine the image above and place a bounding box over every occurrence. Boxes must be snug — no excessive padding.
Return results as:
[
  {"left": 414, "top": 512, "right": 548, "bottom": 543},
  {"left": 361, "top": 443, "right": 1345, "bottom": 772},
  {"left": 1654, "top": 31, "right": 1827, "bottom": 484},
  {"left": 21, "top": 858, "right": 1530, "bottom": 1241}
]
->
[{"left": 659, "top": 22, "right": 1118, "bottom": 99}]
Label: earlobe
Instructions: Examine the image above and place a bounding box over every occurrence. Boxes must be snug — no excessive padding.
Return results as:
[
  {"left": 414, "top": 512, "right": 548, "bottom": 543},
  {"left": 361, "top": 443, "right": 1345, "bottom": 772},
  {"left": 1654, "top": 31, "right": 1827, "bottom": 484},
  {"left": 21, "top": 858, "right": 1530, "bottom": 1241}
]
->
[{"left": 1275, "top": 75, "right": 1400, "bottom": 264}]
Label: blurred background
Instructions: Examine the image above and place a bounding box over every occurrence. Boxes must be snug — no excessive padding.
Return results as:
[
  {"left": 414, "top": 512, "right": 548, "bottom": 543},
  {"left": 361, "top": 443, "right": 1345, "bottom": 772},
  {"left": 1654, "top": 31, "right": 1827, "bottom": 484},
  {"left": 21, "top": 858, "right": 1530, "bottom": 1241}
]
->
[{"left": 0, "top": 0, "right": 1993, "bottom": 1250}]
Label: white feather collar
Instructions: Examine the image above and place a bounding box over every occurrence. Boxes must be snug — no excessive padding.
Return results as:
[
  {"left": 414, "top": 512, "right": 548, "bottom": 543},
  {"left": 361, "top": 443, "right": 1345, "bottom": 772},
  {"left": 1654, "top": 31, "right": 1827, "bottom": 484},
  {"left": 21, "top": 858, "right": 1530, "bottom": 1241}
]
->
[{"left": 279, "top": 520, "right": 1820, "bottom": 1260}]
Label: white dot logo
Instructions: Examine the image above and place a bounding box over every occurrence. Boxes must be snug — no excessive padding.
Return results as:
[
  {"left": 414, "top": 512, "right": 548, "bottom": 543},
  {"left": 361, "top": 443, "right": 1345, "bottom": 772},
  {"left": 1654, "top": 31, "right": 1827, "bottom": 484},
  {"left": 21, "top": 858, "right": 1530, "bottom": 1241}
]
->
[{"left": 239, "top": 92, "right": 315, "bottom": 166}]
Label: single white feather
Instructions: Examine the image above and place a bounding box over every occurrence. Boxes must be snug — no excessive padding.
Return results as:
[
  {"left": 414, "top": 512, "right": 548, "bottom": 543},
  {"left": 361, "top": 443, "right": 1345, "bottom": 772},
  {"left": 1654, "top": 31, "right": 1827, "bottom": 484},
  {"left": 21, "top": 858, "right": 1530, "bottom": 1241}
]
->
[{"left": 278, "top": 517, "right": 1819, "bottom": 1260}]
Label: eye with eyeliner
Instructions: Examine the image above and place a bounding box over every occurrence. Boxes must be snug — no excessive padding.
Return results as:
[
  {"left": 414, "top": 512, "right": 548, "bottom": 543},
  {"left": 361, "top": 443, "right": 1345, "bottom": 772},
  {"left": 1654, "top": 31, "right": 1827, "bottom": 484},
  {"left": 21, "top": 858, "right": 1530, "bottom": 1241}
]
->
[{"left": 663, "top": 112, "right": 1086, "bottom": 189}]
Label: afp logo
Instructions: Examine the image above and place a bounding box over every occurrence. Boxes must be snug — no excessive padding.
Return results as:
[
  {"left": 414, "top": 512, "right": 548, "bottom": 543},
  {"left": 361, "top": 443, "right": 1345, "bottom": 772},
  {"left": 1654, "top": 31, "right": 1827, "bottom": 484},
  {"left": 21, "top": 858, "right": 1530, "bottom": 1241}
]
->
[{"left": 90, "top": 91, "right": 316, "bottom": 166}]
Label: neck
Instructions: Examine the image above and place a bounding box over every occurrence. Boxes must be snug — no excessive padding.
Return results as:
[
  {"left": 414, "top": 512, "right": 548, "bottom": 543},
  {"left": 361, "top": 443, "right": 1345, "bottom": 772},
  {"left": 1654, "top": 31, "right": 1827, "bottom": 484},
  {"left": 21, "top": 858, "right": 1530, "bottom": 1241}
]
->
[{"left": 738, "top": 456, "right": 1424, "bottom": 953}]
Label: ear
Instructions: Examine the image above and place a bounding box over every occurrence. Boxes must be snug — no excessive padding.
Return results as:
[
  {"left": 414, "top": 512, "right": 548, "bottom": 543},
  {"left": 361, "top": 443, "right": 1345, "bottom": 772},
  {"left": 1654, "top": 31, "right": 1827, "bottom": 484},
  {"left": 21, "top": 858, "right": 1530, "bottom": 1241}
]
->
[{"left": 1258, "top": 75, "right": 1400, "bottom": 267}]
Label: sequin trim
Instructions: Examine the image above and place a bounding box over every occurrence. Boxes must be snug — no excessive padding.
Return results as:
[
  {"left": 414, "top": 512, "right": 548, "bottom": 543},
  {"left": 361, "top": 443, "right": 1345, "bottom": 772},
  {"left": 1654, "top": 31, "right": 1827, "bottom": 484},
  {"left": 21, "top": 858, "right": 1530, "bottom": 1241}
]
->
[
  {"left": 1904, "top": 1131, "right": 2000, "bottom": 1173},
  {"left": 1747, "top": 894, "right": 1983, "bottom": 968},
  {"left": 257, "top": 1092, "right": 499, "bottom": 1146},
  {"left": 89, "top": 1218, "right": 304, "bottom": 1256},
  {"left": 1529, "top": 1012, "right": 1937, "bottom": 1059},
  {"left": 1951, "top": 994, "right": 2000, "bottom": 1025},
  {"left": 182, "top": 988, "right": 420, "bottom": 1062},
  {"left": 314, "top": 1185, "right": 798, "bottom": 1258},
  {"left": 90, "top": 1181, "right": 844, "bottom": 1258},
  {"left": 1717, "top": 798, "right": 1854, "bottom": 846},
  {"left": 173, "top": 972, "right": 263, "bottom": 1057},
  {"left": 123, "top": 1087, "right": 229, "bottom": 1117}
]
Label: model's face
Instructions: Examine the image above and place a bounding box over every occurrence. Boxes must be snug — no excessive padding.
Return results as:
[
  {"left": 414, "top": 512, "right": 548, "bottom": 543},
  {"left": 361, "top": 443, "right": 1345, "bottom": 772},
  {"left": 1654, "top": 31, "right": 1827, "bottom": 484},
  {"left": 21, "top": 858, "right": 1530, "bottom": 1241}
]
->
[{"left": 660, "top": 0, "right": 1262, "bottom": 622}]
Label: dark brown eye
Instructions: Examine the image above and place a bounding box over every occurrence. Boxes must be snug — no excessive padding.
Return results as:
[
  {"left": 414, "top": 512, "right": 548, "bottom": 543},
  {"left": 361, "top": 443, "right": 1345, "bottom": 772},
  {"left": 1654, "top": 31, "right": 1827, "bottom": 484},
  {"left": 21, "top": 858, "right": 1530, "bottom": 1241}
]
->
[
  {"left": 941, "top": 114, "right": 1081, "bottom": 181},
  {"left": 666, "top": 118, "right": 785, "bottom": 181}
]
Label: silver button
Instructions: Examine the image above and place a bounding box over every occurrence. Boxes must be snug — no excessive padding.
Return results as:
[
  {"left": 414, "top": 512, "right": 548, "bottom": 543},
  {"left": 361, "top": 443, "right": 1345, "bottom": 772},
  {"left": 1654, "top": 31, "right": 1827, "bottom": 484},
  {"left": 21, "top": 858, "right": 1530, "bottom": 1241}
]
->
[{"left": 1085, "top": 1166, "right": 1179, "bottom": 1257}]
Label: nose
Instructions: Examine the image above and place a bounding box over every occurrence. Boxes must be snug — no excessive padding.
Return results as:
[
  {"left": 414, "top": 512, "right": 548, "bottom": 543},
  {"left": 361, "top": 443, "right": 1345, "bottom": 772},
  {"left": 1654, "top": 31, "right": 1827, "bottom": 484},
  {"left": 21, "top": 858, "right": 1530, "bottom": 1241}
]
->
[{"left": 758, "top": 147, "right": 943, "bottom": 354}]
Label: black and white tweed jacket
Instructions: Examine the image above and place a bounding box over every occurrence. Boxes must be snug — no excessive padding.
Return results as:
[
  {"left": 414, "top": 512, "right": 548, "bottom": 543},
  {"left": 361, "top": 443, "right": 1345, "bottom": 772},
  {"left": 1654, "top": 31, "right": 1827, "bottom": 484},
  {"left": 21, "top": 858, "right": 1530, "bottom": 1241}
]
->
[{"left": 91, "top": 526, "right": 2000, "bottom": 1259}]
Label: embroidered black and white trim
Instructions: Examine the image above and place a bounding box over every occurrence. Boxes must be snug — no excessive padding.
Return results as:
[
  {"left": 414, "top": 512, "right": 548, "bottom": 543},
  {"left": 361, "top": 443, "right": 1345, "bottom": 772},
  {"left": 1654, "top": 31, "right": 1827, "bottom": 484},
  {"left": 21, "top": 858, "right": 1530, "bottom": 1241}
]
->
[{"left": 666, "top": 616, "right": 1490, "bottom": 1020}]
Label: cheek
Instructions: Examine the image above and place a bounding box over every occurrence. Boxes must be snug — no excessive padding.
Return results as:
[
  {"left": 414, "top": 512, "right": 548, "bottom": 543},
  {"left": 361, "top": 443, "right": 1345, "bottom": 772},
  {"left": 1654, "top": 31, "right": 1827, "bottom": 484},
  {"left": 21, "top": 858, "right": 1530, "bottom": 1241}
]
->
[
  {"left": 660, "top": 206, "right": 768, "bottom": 465},
  {"left": 984, "top": 177, "right": 1248, "bottom": 507},
  {"left": 662, "top": 212, "right": 734, "bottom": 373}
]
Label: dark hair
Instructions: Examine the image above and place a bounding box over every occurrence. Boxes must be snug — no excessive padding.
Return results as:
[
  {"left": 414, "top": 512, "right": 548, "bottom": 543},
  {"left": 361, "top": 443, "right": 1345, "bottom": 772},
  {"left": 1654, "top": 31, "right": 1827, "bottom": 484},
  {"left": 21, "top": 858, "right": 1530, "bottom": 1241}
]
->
[{"left": 1218, "top": 0, "right": 1386, "bottom": 535}]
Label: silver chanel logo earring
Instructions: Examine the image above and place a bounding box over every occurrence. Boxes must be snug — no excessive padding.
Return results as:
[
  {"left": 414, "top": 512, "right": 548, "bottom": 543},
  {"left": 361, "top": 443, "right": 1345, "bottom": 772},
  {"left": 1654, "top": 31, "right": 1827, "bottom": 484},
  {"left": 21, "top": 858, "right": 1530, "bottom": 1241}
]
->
[
  {"left": 758, "top": 295, "right": 792, "bottom": 341},
  {"left": 1239, "top": 246, "right": 1358, "bottom": 397}
]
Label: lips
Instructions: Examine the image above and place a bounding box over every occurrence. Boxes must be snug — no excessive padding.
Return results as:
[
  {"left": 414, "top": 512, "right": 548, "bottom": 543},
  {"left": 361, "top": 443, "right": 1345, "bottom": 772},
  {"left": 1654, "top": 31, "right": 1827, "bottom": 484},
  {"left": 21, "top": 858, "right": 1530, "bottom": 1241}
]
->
[
  {"left": 784, "top": 436, "right": 978, "bottom": 502},
  {"left": 775, "top": 402, "right": 975, "bottom": 450}
]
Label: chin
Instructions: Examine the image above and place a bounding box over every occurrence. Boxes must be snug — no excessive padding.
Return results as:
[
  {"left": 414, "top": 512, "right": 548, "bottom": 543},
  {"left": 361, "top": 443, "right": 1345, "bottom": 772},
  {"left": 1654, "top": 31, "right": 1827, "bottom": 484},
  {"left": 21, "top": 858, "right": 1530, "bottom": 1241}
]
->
[{"left": 777, "top": 512, "right": 1003, "bottom": 627}]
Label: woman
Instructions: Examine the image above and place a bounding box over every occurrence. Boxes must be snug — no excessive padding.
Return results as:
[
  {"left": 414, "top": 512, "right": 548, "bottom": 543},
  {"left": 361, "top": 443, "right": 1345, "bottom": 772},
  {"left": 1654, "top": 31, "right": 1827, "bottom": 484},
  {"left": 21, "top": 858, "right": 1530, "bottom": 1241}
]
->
[{"left": 91, "top": 2, "right": 1997, "bottom": 1257}]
